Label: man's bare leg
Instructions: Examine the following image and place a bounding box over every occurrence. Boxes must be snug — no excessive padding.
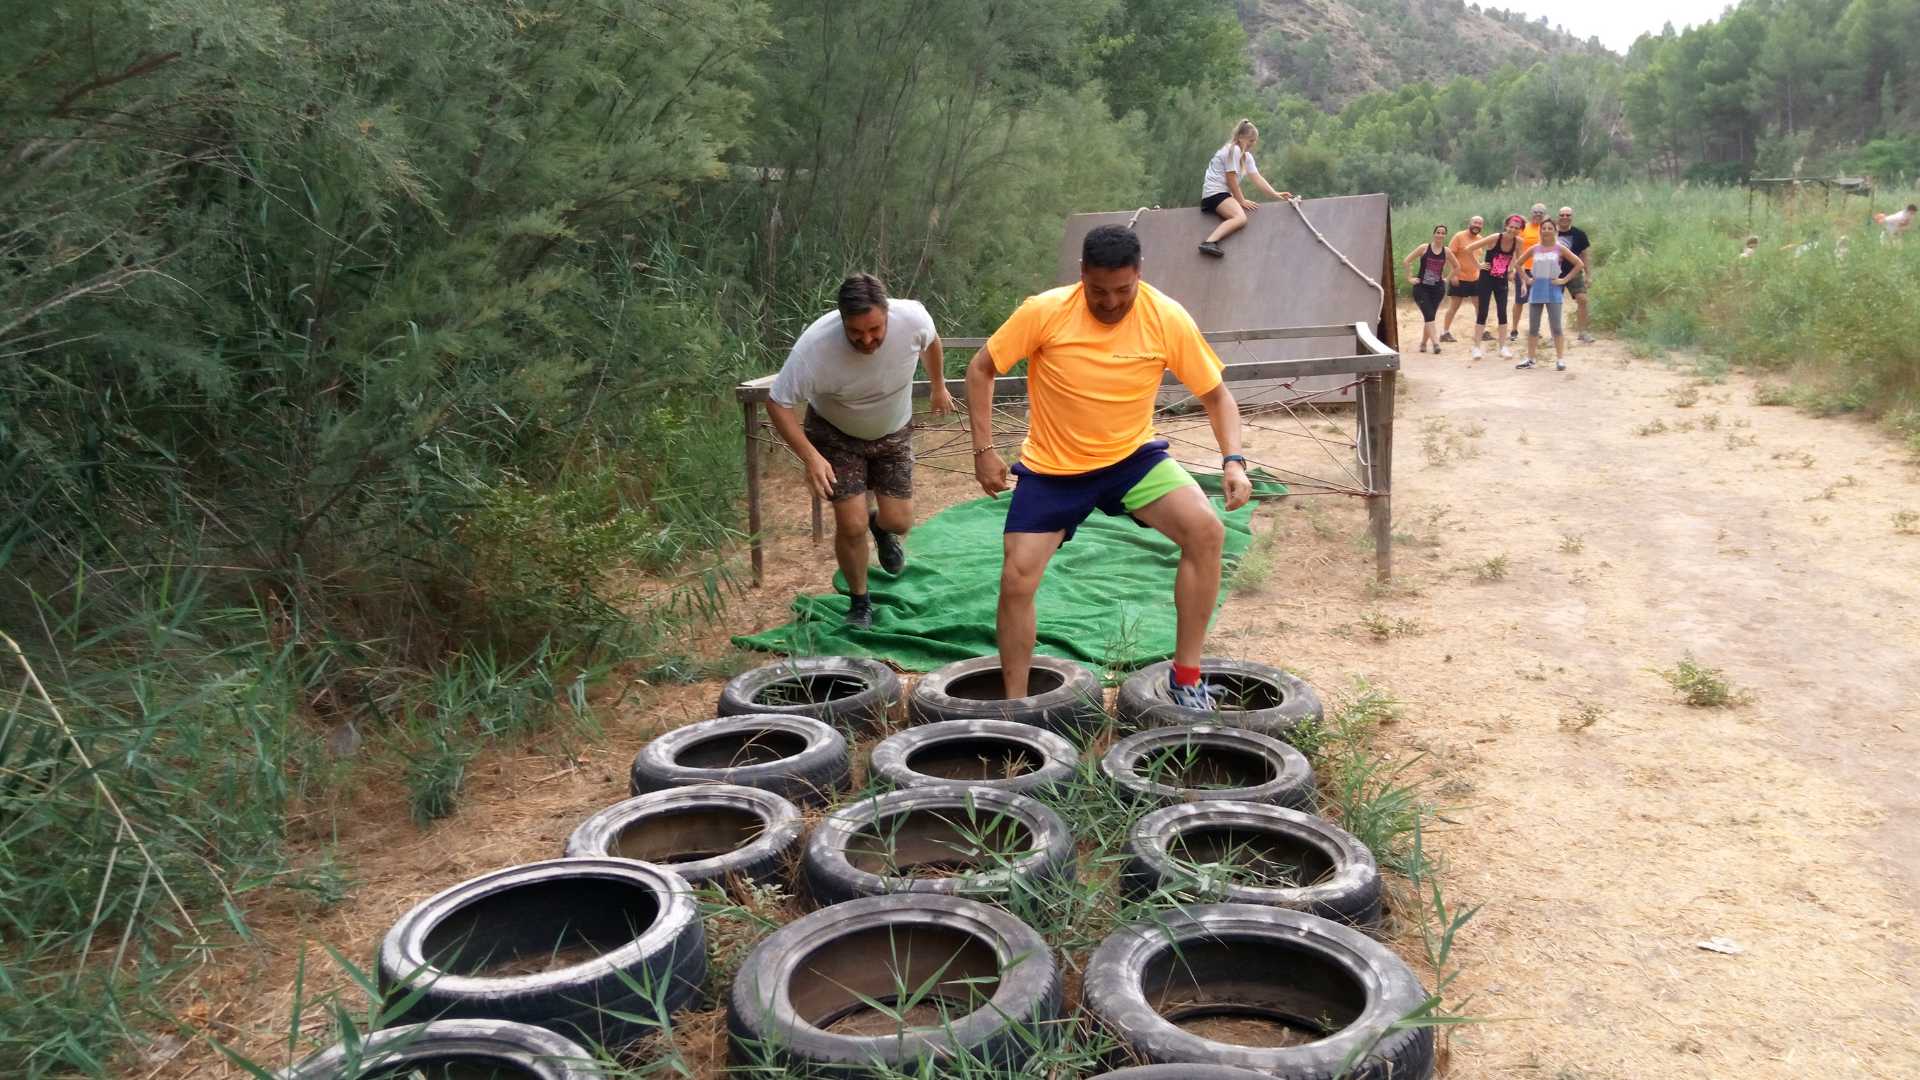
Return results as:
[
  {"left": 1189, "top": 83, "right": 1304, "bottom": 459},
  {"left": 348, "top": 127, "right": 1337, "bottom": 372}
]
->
[
  {"left": 997, "top": 529, "right": 1064, "bottom": 698},
  {"left": 1129, "top": 485, "right": 1226, "bottom": 667},
  {"left": 831, "top": 495, "right": 871, "bottom": 595}
]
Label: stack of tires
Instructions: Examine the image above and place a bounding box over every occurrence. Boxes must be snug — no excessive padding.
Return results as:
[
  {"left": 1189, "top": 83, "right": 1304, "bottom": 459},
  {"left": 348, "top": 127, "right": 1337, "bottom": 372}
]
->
[{"left": 280, "top": 654, "right": 1433, "bottom": 1080}]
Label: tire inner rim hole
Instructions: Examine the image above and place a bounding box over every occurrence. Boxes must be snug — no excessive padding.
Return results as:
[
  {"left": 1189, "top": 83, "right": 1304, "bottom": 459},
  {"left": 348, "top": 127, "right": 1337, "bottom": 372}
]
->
[
  {"left": 1194, "top": 672, "right": 1286, "bottom": 712},
  {"left": 421, "top": 877, "right": 660, "bottom": 977},
  {"left": 790, "top": 923, "right": 1002, "bottom": 1034},
  {"left": 361, "top": 1057, "right": 546, "bottom": 1080},
  {"left": 614, "top": 805, "right": 768, "bottom": 864},
  {"left": 676, "top": 728, "right": 809, "bottom": 769},
  {"left": 1168, "top": 826, "right": 1335, "bottom": 890},
  {"left": 754, "top": 673, "right": 870, "bottom": 707},
  {"left": 904, "top": 737, "right": 1042, "bottom": 781},
  {"left": 1137, "top": 744, "right": 1277, "bottom": 790},
  {"left": 1141, "top": 937, "right": 1366, "bottom": 1047},
  {"left": 946, "top": 667, "right": 1065, "bottom": 700},
  {"left": 846, "top": 808, "right": 1036, "bottom": 877}
]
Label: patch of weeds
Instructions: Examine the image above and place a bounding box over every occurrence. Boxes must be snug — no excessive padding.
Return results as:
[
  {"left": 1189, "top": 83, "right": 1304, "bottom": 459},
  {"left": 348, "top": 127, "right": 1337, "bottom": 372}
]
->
[
  {"left": 1768, "top": 450, "right": 1816, "bottom": 468},
  {"left": 1699, "top": 412, "right": 1722, "bottom": 431},
  {"left": 1634, "top": 419, "right": 1669, "bottom": 437},
  {"left": 1461, "top": 422, "right": 1487, "bottom": 438},
  {"left": 406, "top": 724, "right": 473, "bottom": 825},
  {"left": 1357, "top": 611, "right": 1422, "bottom": 640},
  {"left": 1654, "top": 655, "right": 1754, "bottom": 707},
  {"left": 1734, "top": 416, "right": 1751, "bottom": 428},
  {"left": 1752, "top": 383, "right": 1794, "bottom": 406},
  {"left": 1674, "top": 418, "right": 1698, "bottom": 432},
  {"left": 1810, "top": 513, "right": 1830, "bottom": 526},
  {"left": 1691, "top": 355, "right": 1730, "bottom": 383},
  {"left": 1894, "top": 510, "right": 1920, "bottom": 534},
  {"left": 1231, "top": 523, "right": 1281, "bottom": 595},
  {"left": 1725, "top": 432, "right": 1759, "bottom": 449},
  {"left": 1474, "top": 554, "right": 1510, "bottom": 581},
  {"left": 1559, "top": 701, "right": 1606, "bottom": 732},
  {"left": 1557, "top": 533, "right": 1585, "bottom": 554},
  {"left": 1670, "top": 384, "right": 1701, "bottom": 408}
]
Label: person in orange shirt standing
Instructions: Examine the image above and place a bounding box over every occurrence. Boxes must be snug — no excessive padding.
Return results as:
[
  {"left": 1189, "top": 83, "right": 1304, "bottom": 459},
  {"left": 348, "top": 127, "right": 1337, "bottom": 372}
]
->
[
  {"left": 1439, "top": 216, "right": 1485, "bottom": 344},
  {"left": 966, "top": 225, "right": 1252, "bottom": 709}
]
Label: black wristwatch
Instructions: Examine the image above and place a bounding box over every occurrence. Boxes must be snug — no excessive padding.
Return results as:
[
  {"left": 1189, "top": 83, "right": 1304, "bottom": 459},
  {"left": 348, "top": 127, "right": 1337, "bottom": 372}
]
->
[{"left": 1222, "top": 453, "right": 1247, "bottom": 468}]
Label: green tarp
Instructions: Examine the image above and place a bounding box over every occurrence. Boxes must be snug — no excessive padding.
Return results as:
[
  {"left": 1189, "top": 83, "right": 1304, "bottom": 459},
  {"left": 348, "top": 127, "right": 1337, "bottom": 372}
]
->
[{"left": 733, "top": 472, "right": 1285, "bottom": 672}]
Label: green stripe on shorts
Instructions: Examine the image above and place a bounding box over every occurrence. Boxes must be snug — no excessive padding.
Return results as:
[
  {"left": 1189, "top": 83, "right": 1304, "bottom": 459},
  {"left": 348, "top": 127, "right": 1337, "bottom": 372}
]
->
[{"left": 1122, "top": 457, "right": 1198, "bottom": 512}]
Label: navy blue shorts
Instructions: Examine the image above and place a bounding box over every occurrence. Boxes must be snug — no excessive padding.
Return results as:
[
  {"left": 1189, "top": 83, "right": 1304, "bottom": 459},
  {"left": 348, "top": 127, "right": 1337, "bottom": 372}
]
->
[{"left": 1005, "top": 440, "right": 1173, "bottom": 544}]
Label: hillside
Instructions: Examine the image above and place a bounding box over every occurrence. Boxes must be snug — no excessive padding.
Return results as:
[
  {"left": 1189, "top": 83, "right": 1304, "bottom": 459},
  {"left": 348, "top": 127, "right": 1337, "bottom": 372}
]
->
[{"left": 1246, "top": 0, "right": 1614, "bottom": 107}]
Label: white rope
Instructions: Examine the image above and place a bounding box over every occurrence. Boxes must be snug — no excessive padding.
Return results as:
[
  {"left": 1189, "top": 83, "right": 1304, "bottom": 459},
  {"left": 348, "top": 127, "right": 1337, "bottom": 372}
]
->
[
  {"left": 1284, "top": 197, "right": 1386, "bottom": 311},
  {"left": 1125, "top": 205, "right": 1157, "bottom": 230}
]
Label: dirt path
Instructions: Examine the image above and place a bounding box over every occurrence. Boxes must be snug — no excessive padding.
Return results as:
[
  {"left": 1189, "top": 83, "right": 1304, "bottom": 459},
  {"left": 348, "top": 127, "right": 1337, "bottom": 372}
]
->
[
  {"left": 161, "top": 311, "right": 1920, "bottom": 1078},
  {"left": 1217, "top": 307, "right": 1920, "bottom": 1077}
]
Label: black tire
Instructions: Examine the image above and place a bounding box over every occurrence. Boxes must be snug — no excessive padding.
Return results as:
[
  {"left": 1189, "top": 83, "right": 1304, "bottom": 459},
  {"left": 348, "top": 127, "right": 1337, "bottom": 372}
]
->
[
  {"left": 1122, "top": 801, "right": 1383, "bottom": 926},
  {"left": 907, "top": 655, "right": 1105, "bottom": 734},
  {"left": 718, "top": 656, "right": 901, "bottom": 733},
  {"left": 278, "top": 1019, "right": 605, "bottom": 1079},
  {"left": 378, "top": 858, "right": 706, "bottom": 1047},
  {"left": 1098, "top": 1060, "right": 1274, "bottom": 1068},
  {"left": 629, "top": 714, "right": 849, "bottom": 806},
  {"left": 803, "top": 786, "right": 1074, "bottom": 906},
  {"left": 1101, "top": 726, "right": 1315, "bottom": 809},
  {"left": 869, "top": 719, "right": 1079, "bottom": 796},
  {"left": 1082, "top": 903, "right": 1434, "bottom": 1078},
  {"left": 1117, "top": 659, "right": 1323, "bottom": 739},
  {"left": 727, "top": 894, "right": 1061, "bottom": 1077},
  {"left": 564, "top": 785, "right": 804, "bottom": 891}
]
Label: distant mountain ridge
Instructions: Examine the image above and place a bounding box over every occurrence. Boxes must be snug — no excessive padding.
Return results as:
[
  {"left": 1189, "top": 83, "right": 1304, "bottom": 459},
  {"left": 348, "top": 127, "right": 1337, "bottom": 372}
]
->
[{"left": 1244, "top": 0, "right": 1614, "bottom": 107}]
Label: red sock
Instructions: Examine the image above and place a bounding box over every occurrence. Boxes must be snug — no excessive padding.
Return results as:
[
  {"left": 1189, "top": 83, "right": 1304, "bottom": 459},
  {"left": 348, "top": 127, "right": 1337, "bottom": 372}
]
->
[{"left": 1171, "top": 662, "right": 1202, "bottom": 687}]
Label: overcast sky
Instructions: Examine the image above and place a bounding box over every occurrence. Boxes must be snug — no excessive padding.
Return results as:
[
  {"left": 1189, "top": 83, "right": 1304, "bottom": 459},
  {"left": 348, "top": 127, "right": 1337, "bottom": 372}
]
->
[{"left": 1510, "top": 0, "right": 1740, "bottom": 53}]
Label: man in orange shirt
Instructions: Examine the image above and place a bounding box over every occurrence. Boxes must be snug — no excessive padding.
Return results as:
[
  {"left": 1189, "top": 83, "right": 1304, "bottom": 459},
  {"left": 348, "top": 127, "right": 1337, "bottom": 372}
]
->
[
  {"left": 966, "top": 225, "right": 1252, "bottom": 708},
  {"left": 1439, "top": 215, "right": 1484, "bottom": 344}
]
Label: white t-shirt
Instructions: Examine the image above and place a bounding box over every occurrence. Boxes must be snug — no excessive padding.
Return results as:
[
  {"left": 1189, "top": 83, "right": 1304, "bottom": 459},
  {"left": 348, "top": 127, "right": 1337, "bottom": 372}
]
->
[
  {"left": 770, "top": 299, "right": 938, "bottom": 440},
  {"left": 1883, "top": 208, "right": 1913, "bottom": 236},
  {"left": 1202, "top": 142, "right": 1257, "bottom": 199}
]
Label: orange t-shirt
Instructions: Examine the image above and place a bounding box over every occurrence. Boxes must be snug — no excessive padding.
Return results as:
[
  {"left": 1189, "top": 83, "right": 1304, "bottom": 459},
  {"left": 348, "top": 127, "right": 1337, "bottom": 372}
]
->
[
  {"left": 1520, "top": 222, "right": 1543, "bottom": 270},
  {"left": 984, "top": 281, "right": 1224, "bottom": 475},
  {"left": 1448, "top": 230, "right": 1482, "bottom": 282}
]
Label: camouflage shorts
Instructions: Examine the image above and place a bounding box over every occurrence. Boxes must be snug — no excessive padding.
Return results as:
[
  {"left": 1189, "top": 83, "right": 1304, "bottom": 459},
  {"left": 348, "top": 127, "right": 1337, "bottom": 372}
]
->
[{"left": 803, "top": 412, "right": 913, "bottom": 502}]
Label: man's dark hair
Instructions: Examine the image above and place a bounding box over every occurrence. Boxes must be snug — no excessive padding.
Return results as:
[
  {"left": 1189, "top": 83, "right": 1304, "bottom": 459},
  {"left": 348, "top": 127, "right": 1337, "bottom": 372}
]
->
[
  {"left": 1082, "top": 224, "right": 1141, "bottom": 270},
  {"left": 837, "top": 272, "right": 889, "bottom": 319}
]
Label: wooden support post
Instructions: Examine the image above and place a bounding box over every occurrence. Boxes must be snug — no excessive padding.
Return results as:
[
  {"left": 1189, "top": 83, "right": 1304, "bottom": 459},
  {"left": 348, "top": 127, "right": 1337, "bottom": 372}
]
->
[
  {"left": 1362, "top": 371, "right": 1395, "bottom": 583},
  {"left": 743, "top": 400, "right": 764, "bottom": 586}
]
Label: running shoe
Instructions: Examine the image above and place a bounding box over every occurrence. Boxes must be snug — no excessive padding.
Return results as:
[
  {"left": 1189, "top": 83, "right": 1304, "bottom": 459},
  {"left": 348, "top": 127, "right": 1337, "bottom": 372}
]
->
[
  {"left": 1440, "top": 331, "right": 1457, "bottom": 342},
  {"left": 1514, "top": 359, "right": 1536, "bottom": 369},
  {"left": 1471, "top": 346, "right": 1484, "bottom": 360},
  {"left": 1578, "top": 333, "right": 1596, "bottom": 344},
  {"left": 1556, "top": 359, "right": 1567, "bottom": 371},
  {"left": 845, "top": 597, "right": 873, "bottom": 630},
  {"left": 870, "top": 510, "right": 904, "bottom": 574},
  {"left": 1168, "top": 674, "right": 1225, "bottom": 711},
  {"left": 1418, "top": 342, "right": 1428, "bottom": 353},
  {"left": 1499, "top": 346, "right": 1513, "bottom": 359},
  {"left": 1198, "top": 241, "right": 1224, "bottom": 258}
]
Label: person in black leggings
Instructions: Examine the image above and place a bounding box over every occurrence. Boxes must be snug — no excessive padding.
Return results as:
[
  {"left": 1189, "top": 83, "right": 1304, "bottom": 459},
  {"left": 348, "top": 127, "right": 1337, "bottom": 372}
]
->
[
  {"left": 1401, "top": 224, "right": 1458, "bottom": 354},
  {"left": 1460, "top": 214, "right": 1525, "bottom": 361}
]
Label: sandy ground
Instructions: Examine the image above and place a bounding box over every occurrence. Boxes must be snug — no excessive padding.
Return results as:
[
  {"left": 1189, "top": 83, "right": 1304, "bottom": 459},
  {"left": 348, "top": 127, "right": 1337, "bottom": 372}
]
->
[{"left": 151, "top": 307, "right": 1920, "bottom": 1078}]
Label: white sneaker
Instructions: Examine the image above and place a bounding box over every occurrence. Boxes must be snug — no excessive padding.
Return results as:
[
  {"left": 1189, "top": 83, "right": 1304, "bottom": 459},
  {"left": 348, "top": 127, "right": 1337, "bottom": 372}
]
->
[
  {"left": 1499, "top": 346, "right": 1513, "bottom": 359},
  {"left": 1471, "top": 346, "right": 1484, "bottom": 360}
]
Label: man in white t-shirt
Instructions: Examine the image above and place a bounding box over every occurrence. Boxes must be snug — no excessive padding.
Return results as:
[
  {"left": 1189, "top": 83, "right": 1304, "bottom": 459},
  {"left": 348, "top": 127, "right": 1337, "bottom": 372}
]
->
[{"left": 767, "top": 273, "right": 953, "bottom": 628}]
